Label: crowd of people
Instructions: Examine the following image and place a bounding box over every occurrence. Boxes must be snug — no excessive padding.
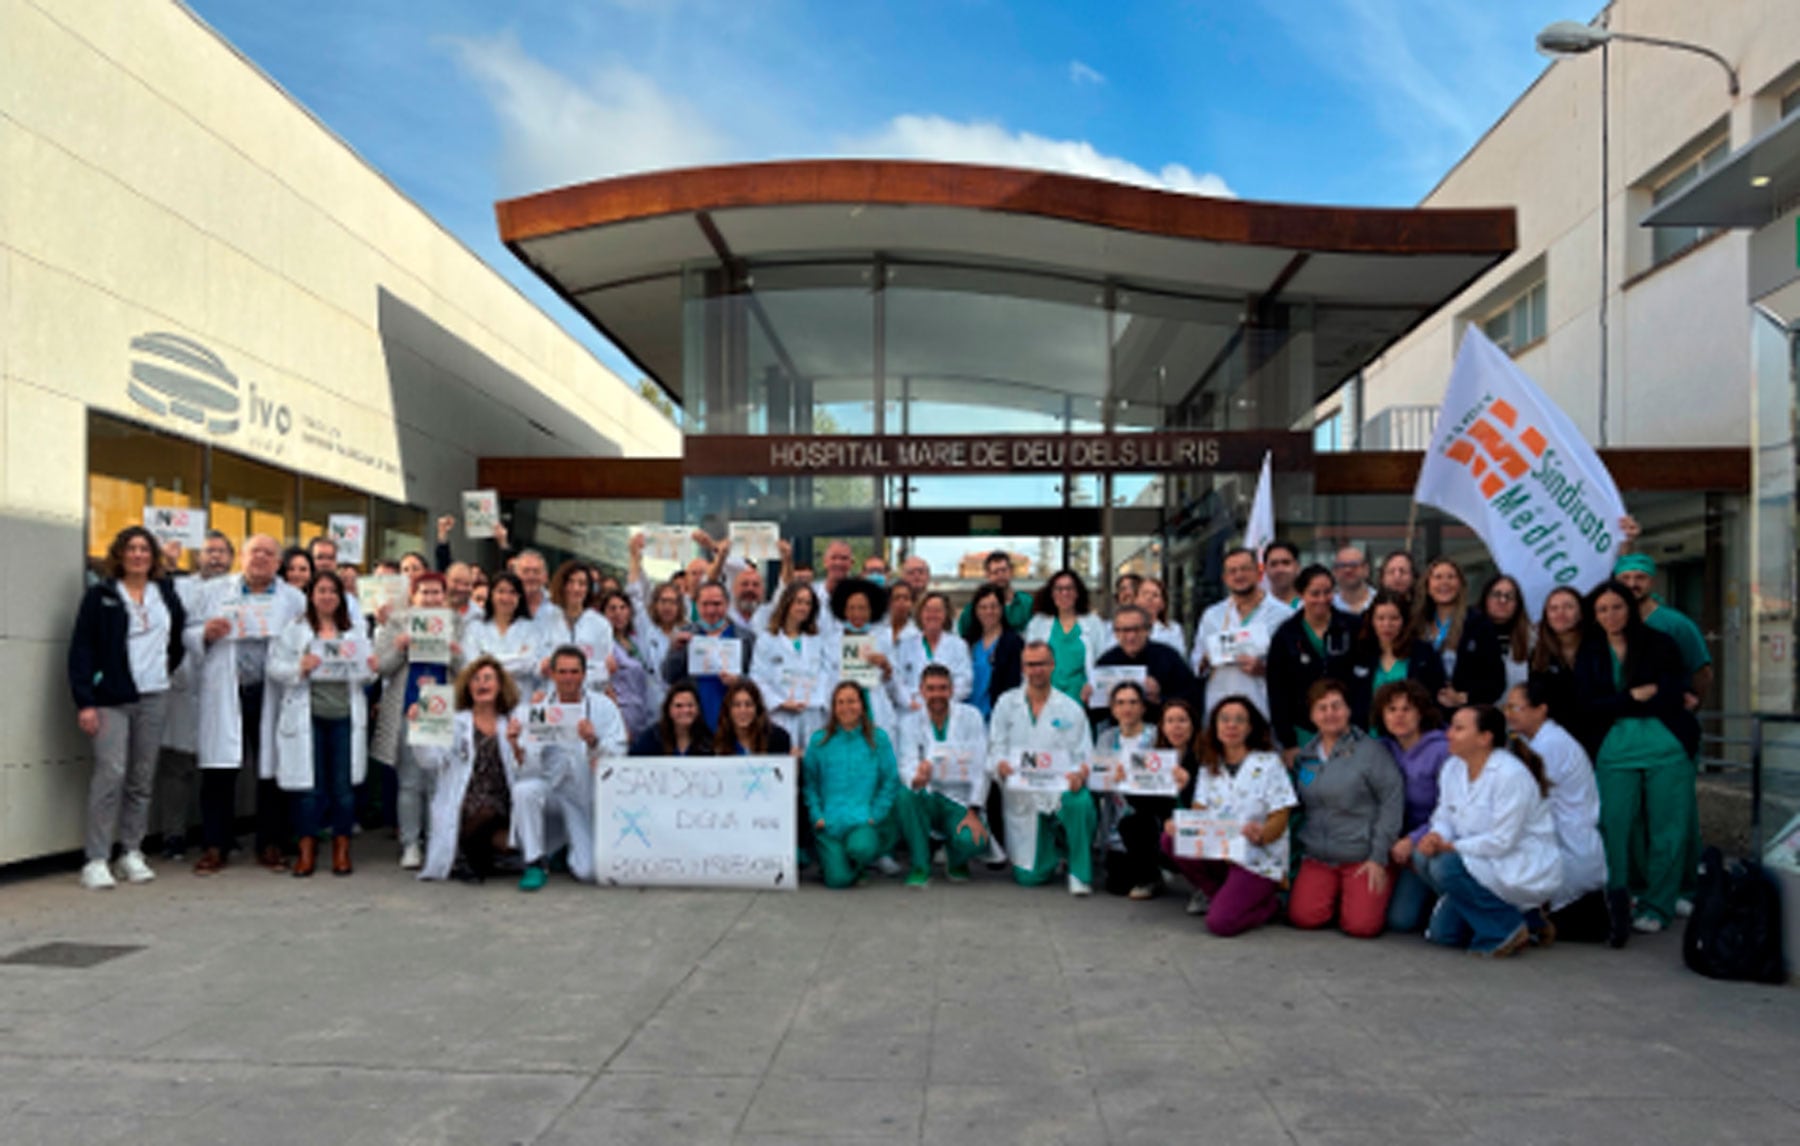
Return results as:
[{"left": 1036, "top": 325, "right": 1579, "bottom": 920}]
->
[{"left": 68, "top": 510, "right": 1710, "bottom": 956}]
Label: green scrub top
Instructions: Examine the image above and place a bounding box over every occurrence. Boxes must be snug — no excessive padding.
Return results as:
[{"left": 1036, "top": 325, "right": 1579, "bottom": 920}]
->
[
  {"left": 1598, "top": 649, "right": 1687, "bottom": 769},
  {"left": 1048, "top": 617, "right": 1088, "bottom": 702},
  {"left": 1369, "top": 658, "right": 1408, "bottom": 734},
  {"left": 1644, "top": 604, "right": 1711, "bottom": 676}
]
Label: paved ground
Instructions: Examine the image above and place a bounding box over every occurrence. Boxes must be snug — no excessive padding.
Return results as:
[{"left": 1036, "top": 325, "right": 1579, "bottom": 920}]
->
[{"left": 2, "top": 855, "right": 1797, "bottom": 1146}]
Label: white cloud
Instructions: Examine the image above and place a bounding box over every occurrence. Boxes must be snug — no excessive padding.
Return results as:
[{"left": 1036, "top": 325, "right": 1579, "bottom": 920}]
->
[
  {"left": 445, "top": 32, "right": 728, "bottom": 192},
  {"left": 845, "top": 114, "right": 1233, "bottom": 198},
  {"left": 1068, "top": 60, "right": 1105, "bottom": 86}
]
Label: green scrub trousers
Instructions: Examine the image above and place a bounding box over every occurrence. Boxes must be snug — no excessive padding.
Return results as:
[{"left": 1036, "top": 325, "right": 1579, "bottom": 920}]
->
[
  {"left": 892, "top": 787, "right": 984, "bottom": 876},
  {"left": 1011, "top": 790, "right": 1098, "bottom": 887},
  {"left": 816, "top": 818, "right": 901, "bottom": 890},
  {"left": 1597, "top": 715, "right": 1695, "bottom": 926}
]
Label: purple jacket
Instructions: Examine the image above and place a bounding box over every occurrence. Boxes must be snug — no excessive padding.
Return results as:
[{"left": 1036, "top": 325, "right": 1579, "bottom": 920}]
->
[{"left": 1383, "top": 729, "right": 1450, "bottom": 843}]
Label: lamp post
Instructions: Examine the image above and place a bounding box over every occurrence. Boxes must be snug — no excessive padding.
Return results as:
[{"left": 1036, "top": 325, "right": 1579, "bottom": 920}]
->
[{"left": 1536, "top": 19, "right": 1740, "bottom": 447}]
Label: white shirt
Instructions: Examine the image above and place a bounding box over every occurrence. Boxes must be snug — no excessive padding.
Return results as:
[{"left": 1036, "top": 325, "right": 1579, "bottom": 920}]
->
[
  {"left": 897, "top": 702, "right": 991, "bottom": 808},
  {"left": 1525, "top": 720, "right": 1607, "bottom": 909},
  {"left": 121, "top": 580, "right": 172, "bottom": 694},
  {"left": 463, "top": 615, "right": 546, "bottom": 697},
  {"left": 1186, "top": 750, "right": 1298, "bottom": 883},
  {"left": 893, "top": 629, "right": 974, "bottom": 712},
  {"left": 988, "top": 686, "right": 1093, "bottom": 760},
  {"left": 1332, "top": 587, "right": 1374, "bottom": 616},
  {"left": 537, "top": 608, "right": 615, "bottom": 688},
  {"left": 1428, "top": 749, "right": 1563, "bottom": 910},
  {"left": 1193, "top": 592, "right": 1292, "bottom": 720}
]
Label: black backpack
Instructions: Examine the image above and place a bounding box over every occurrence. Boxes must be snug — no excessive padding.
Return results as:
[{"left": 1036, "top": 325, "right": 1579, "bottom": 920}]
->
[{"left": 1682, "top": 846, "right": 1785, "bottom": 985}]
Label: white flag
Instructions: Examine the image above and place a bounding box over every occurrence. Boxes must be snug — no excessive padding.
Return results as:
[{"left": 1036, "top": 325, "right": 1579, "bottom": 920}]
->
[
  {"left": 1244, "top": 450, "right": 1275, "bottom": 559},
  {"left": 1414, "top": 329, "right": 1626, "bottom": 617}
]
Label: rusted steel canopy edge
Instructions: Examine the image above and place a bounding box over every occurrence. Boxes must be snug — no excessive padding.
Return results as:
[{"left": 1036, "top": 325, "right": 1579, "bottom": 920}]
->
[
  {"left": 1315, "top": 449, "right": 1750, "bottom": 496},
  {"left": 497, "top": 159, "right": 1516, "bottom": 255},
  {"left": 683, "top": 431, "right": 1314, "bottom": 477}
]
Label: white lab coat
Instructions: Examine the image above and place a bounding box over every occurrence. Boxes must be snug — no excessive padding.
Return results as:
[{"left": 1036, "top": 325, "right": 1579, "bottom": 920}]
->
[
  {"left": 749, "top": 628, "right": 836, "bottom": 748},
  {"left": 160, "top": 573, "right": 212, "bottom": 754},
  {"left": 1525, "top": 719, "right": 1608, "bottom": 910},
  {"left": 1192, "top": 593, "right": 1292, "bottom": 721},
  {"left": 987, "top": 685, "right": 1094, "bottom": 872},
  {"left": 1024, "top": 613, "right": 1108, "bottom": 689},
  {"left": 892, "top": 630, "right": 975, "bottom": 713},
  {"left": 413, "top": 708, "right": 524, "bottom": 882},
  {"left": 536, "top": 608, "right": 615, "bottom": 689},
  {"left": 1427, "top": 748, "right": 1563, "bottom": 910},
  {"left": 184, "top": 575, "right": 305, "bottom": 771},
  {"left": 896, "top": 702, "right": 992, "bottom": 809},
  {"left": 513, "top": 691, "right": 627, "bottom": 881},
  {"left": 463, "top": 615, "right": 547, "bottom": 702},
  {"left": 831, "top": 626, "right": 908, "bottom": 738},
  {"left": 264, "top": 618, "right": 374, "bottom": 791}
]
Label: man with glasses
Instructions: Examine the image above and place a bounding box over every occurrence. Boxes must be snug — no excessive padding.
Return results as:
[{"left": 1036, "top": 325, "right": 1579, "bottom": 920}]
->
[
  {"left": 958, "top": 550, "right": 1034, "bottom": 634},
  {"left": 1193, "top": 546, "right": 1292, "bottom": 721},
  {"left": 988, "top": 640, "right": 1097, "bottom": 895},
  {"left": 1094, "top": 605, "right": 1200, "bottom": 722},
  {"left": 1331, "top": 546, "right": 1374, "bottom": 615}
]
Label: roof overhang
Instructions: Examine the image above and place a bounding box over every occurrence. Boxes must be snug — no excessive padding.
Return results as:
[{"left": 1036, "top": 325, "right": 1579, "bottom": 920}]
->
[
  {"left": 1642, "top": 110, "right": 1800, "bottom": 229},
  {"left": 495, "top": 159, "right": 1516, "bottom": 407}
]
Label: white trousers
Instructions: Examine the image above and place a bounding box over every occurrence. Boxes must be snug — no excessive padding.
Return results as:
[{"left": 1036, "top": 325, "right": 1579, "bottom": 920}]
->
[{"left": 511, "top": 765, "right": 596, "bottom": 881}]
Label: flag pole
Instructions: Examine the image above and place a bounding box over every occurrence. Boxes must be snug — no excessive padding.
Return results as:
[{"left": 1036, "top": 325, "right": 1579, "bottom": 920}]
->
[{"left": 1403, "top": 498, "right": 1419, "bottom": 557}]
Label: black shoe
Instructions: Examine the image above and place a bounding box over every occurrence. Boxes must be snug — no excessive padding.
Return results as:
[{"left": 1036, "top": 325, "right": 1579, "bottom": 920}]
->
[
  {"left": 161, "top": 834, "right": 188, "bottom": 861},
  {"left": 1605, "top": 888, "right": 1632, "bottom": 949}
]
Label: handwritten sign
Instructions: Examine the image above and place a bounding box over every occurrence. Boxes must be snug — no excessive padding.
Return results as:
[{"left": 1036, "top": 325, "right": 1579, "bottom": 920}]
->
[
  {"left": 308, "top": 637, "right": 367, "bottom": 681},
  {"left": 729, "top": 521, "right": 781, "bottom": 563},
  {"left": 462, "top": 490, "right": 501, "bottom": 539},
  {"left": 839, "top": 634, "right": 881, "bottom": 687},
  {"left": 687, "top": 636, "right": 743, "bottom": 677},
  {"left": 1117, "top": 749, "right": 1180, "bottom": 797},
  {"left": 409, "top": 684, "right": 455, "bottom": 749},
  {"left": 526, "top": 702, "right": 583, "bottom": 744},
  {"left": 1088, "top": 664, "right": 1148, "bottom": 709},
  {"left": 328, "top": 515, "right": 367, "bottom": 565},
  {"left": 1172, "top": 809, "right": 1246, "bottom": 863},
  {"left": 641, "top": 525, "right": 692, "bottom": 563},
  {"left": 594, "top": 756, "right": 796, "bottom": 889},
  {"left": 143, "top": 506, "right": 207, "bottom": 550},
  {"left": 405, "top": 608, "right": 454, "bottom": 664},
  {"left": 1005, "top": 749, "right": 1075, "bottom": 792},
  {"left": 358, "top": 573, "right": 410, "bottom": 616}
]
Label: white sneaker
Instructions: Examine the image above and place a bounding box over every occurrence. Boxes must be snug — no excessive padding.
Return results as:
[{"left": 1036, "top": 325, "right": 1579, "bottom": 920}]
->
[
  {"left": 872, "top": 855, "right": 904, "bottom": 877},
  {"left": 1674, "top": 897, "right": 1694, "bottom": 918},
  {"left": 1631, "top": 914, "right": 1664, "bottom": 934},
  {"left": 115, "top": 851, "right": 155, "bottom": 884},
  {"left": 1067, "top": 875, "right": 1092, "bottom": 897},
  {"left": 1186, "top": 890, "right": 1211, "bottom": 916},
  {"left": 80, "top": 859, "right": 117, "bottom": 890},
  {"left": 400, "top": 843, "right": 423, "bottom": 870}
]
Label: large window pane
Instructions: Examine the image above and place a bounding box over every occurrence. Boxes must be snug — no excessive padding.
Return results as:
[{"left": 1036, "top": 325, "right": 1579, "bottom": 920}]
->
[
  {"left": 371, "top": 499, "right": 428, "bottom": 567},
  {"left": 299, "top": 476, "right": 368, "bottom": 551},
  {"left": 86, "top": 413, "right": 204, "bottom": 568},
  {"left": 210, "top": 448, "right": 295, "bottom": 554}
]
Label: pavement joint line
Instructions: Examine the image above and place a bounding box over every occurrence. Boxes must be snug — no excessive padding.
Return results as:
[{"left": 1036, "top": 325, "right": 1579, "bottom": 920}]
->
[{"left": 525, "top": 890, "right": 764, "bottom": 1145}]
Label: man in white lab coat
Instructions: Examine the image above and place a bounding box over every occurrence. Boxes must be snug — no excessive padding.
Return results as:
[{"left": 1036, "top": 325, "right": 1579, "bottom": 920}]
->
[
  {"left": 988, "top": 640, "right": 1097, "bottom": 895},
  {"left": 513, "top": 645, "right": 628, "bottom": 889}
]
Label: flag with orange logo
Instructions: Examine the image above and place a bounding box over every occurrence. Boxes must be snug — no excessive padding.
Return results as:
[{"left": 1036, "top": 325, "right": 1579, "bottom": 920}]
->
[{"left": 1414, "top": 329, "right": 1626, "bottom": 616}]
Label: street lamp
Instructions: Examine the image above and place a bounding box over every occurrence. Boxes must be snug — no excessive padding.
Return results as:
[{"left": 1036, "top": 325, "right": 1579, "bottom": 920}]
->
[{"left": 1533, "top": 19, "right": 1740, "bottom": 446}]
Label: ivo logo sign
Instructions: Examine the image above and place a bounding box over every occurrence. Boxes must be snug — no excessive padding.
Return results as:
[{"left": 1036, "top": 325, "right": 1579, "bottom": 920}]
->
[{"left": 126, "top": 332, "right": 290, "bottom": 437}]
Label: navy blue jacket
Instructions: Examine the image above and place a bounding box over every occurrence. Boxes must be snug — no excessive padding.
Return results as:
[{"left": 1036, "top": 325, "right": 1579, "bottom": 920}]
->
[{"left": 67, "top": 578, "right": 188, "bottom": 709}]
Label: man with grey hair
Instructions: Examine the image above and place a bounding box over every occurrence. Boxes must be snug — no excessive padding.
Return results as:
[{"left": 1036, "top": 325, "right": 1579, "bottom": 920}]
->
[
  {"left": 514, "top": 548, "right": 550, "bottom": 616},
  {"left": 1331, "top": 546, "right": 1374, "bottom": 615},
  {"left": 987, "top": 638, "right": 1097, "bottom": 896},
  {"left": 156, "top": 530, "right": 237, "bottom": 859}
]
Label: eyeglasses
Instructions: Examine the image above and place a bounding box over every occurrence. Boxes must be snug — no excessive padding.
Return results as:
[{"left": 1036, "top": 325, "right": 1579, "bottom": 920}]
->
[{"left": 1489, "top": 590, "right": 1518, "bottom": 602}]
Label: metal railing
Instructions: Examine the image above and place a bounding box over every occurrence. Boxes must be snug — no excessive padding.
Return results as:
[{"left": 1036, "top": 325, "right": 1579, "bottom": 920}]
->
[{"left": 1698, "top": 710, "right": 1800, "bottom": 855}]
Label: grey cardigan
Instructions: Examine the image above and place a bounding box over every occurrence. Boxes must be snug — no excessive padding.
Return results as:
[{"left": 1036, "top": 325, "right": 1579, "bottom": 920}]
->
[{"left": 1293, "top": 727, "right": 1404, "bottom": 867}]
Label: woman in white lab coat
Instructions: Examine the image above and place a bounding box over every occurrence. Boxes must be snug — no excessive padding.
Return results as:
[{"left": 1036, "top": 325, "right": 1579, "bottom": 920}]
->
[
  {"left": 265, "top": 571, "right": 379, "bottom": 877},
  {"left": 410, "top": 655, "right": 526, "bottom": 882},
  {"left": 1413, "top": 704, "right": 1563, "bottom": 958},
  {"left": 893, "top": 591, "right": 973, "bottom": 713},
  {"left": 828, "top": 578, "right": 907, "bottom": 737},
  {"left": 536, "top": 560, "right": 613, "bottom": 695},
  {"left": 1506, "top": 681, "right": 1610, "bottom": 943},
  {"left": 463, "top": 571, "right": 546, "bottom": 703},
  {"left": 750, "top": 581, "right": 835, "bottom": 748}
]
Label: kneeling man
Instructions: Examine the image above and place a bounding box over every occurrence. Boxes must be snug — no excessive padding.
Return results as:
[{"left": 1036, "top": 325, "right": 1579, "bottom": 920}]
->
[
  {"left": 515, "top": 645, "right": 627, "bottom": 889},
  {"left": 894, "top": 664, "right": 991, "bottom": 886}
]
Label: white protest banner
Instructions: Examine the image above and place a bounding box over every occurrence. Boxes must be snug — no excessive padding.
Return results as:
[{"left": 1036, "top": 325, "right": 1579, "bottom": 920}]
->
[
  {"left": 687, "top": 636, "right": 743, "bottom": 677},
  {"left": 462, "top": 490, "right": 500, "bottom": 540},
  {"left": 728, "top": 521, "right": 782, "bottom": 563},
  {"left": 143, "top": 505, "right": 207, "bottom": 550},
  {"left": 525, "top": 701, "right": 583, "bottom": 744},
  {"left": 1172, "top": 809, "right": 1245, "bottom": 862},
  {"left": 405, "top": 608, "right": 454, "bottom": 664},
  {"left": 1087, "top": 664, "right": 1147, "bottom": 709},
  {"left": 1414, "top": 329, "right": 1627, "bottom": 616},
  {"left": 308, "top": 637, "right": 367, "bottom": 681},
  {"left": 1005, "top": 749, "right": 1075, "bottom": 792},
  {"left": 327, "top": 515, "right": 367, "bottom": 565},
  {"left": 838, "top": 634, "right": 881, "bottom": 688},
  {"left": 409, "top": 684, "right": 455, "bottom": 749},
  {"left": 595, "top": 756, "right": 796, "bottom": 889},
  {"left": 1117, "top": 748, "right": 1181, "bottom": 797},
  {"left": 358, "top": 573, "right": 410, "bottom": 616},
  {"left": 642, "top": 525, "right": 692, "bottom": 563}
]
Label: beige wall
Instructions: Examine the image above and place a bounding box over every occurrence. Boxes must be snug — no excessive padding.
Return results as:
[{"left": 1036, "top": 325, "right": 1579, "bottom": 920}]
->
[
  {"left": 0, "top": 0, "right": 679, "bottom": 863},
  {"left": 1362, "top": 0, "right": 1800, "bottom": 449}
]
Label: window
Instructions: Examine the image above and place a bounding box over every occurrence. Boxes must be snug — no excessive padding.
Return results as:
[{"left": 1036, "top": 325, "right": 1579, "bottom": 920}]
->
[
  {"left": 1650, "top": 139, "right": 1729, "bottom": 266},
  {"left": 210, "top": 448, "right": 296, "bottom": 555},
  {"left": 300, "top": 476, "right": 369, "bottom": 552},
  {"left": 1782, "top": 83, "right": 1800, "bottom": 120},
  {"left": 86, "top": 414, "right": 205, "bottom": 570},
  {"left": 1481, "top": 280, "right": 1548, "bottom": 354},
  {"left": 1312, "top": 410, "right": 1343, "bottom": 453}
]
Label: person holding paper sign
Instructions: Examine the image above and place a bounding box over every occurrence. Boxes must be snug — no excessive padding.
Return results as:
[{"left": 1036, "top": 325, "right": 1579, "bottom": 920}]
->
[
  {"left": 989, "top": 641, "right": 1098, "bottom": 895},
  {"left": 894, "top": 665, "right": 991, "bottom": 886},
  {"left": 185, "top": 534, "right": 305, "bottom": 875},
  {"left": 661, "top": 581, "right": 754, "bottom": 728},
  {"left": 1111, "top": 698, "right": 1202, "bottom": 900},
  {"left": 803, "top": 681, "right": 903, "bottom": 889},
  {"left": 828, "top": 579, "right": 905, "bottom": 733},
  {"left": 1160, "top": 697, "right": 1296, "bottom": 936},
  {"left": 410, "top": 656, "right": 526, "bottom": 883},
  {"left": 1095, "top": 606, "right": 1200, "bottom": 723},
  {"left": 750, "top": 582, "right": 835, "bottom": 748},
  {"left": 1025, "top": 570, "right": 1107, "bottom": 708},
  {"left": 1288, "top": 680, "right": 1406, "bottom": 939},
  {"left": 1266, "top": 565, "right": 1360, "bottom": 754},
  {"left": 67, "top": 526, "right": 189, "bottom": 889},
  {"left": 1092, "top": 681, "right": 1156, "bottom": 894},
  {"left": 266, "top": 571, "right": 380, "bottom": 877},
  {"left": 156, "top": 530, "right": 234, "bottom": 860},
  {"left": 513, "top": 646, "right": 627, "bottom": 890},
  {"left": 372, "top": 572, "right": 466, "bottom": 870},
  {"left": 538, "top": 561, "right": 613, "bottom": 693},
  {"left": 1346, "top": 592, "right": 1445, "bottom": 732},
  {"left": 463, "top": 571, "right": 544, "bottom": 704},
  {"left": 895, "top": 592, "right": 973, "bottom": 712},
  {"left": 1195, "top": 547, "right": 1295, "bottom": 723}
]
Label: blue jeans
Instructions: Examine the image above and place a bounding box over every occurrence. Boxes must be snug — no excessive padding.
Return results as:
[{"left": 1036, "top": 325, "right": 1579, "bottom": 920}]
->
[
  {"left": 1416, "top": 851, "right": 1526, "bottom": 954},
  {"left": 1385, "top": 863, "right": 1437, "bottom": 933},
  {"left": 293, "top": 717, "right": 355, "bottom": 839}
]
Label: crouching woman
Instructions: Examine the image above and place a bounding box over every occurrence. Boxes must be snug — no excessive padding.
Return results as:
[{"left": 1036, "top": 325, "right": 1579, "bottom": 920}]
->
[
  {"left": 411, "top": 655, "right": 526, "bottom": 882},
  {"left": 1414, "top": 705, "right": 1562, "bottom": 959},
  {"left": 803, "top": 682, "right": 901, "bottom": 888}
]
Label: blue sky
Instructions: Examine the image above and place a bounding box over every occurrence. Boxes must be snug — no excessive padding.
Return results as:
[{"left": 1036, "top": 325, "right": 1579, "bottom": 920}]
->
[{"left": 186, "top": 0, "right": 1591, "bottom": 384}]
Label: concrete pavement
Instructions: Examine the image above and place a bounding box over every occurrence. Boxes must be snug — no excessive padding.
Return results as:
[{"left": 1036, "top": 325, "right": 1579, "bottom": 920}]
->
[{"left": 1, "top": 856, "right": 1796, "bottom": 1145}]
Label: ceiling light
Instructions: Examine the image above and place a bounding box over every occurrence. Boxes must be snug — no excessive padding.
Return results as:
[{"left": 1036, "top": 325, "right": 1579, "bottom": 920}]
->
[{"left": 1750, "top": 175, "right": 1772, "bottom": 188}]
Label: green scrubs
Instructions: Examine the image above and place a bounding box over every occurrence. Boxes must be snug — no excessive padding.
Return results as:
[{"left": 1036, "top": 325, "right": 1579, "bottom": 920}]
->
[
  {"left": 1010, "top": 790, "right": 1099, "bottom": 887},
  {"left": 1596, "top": 652, "right": 1695, "bottom": 925},
  {"left": 892, "top": 788, "right": 984, "bottom": 877},
  {"left": 1047, "top": 618, "right": 1089, "bottom": 704},
  {"left": 1643, "top": 603, "right": 1708, "bottom": 899}
]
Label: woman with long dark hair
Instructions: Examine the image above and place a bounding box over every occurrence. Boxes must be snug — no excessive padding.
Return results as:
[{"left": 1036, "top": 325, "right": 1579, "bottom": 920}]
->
[
  {"left": 1113, "top": 698, "right": 1203, "bottom": 901},
  {"left": 803, "top": 681, "right": 902, "bottom": 889},
  {"left": 714, "top": 679, "right": 793, "bottom": 757},
  {"left": 1025, "top": 568, "right": 1108, "bottom": 706},
  {"left": 630, "top": 681, "right": 712, "bottom": 757},
  {"left": 1347, "top": 591, "right": 1444, "bottom": 730},
  {"left": 1528, "top": 586, "right": 1588, "bottom": 735},
  {"left": 1414, "top": 558, "right": 1507, "bottom": 712},
  {"left": 597, "top": 590, "right": 654, "bottom": 737},
  {"left": 1480, "top": 574, "right": 1533, "bottom": 695},
  {"left": 960, "top": 583, "right": 1023, "bottom": 721},
  {"left": 750, "top": 581, "right": 834, "bottom": 748},
  {"left": 280, "top": 546, "right": 314, "bottom": 592}
]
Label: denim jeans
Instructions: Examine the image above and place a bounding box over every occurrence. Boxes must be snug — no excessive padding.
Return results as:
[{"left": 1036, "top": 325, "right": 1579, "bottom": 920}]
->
[
  {"left": 1385, "top": 863, "right": 1437, "bottom": 933},
  {"left": 292, "top": 717, "right": 355, "bottom": 839},
  {"left": 1417, "top": 851, "right": 1527, "bottom": 953}
]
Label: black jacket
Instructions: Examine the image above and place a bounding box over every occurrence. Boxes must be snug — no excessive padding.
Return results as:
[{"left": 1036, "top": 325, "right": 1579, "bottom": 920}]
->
[
  {"left": 1266, "top": 608, "right": 1360, "bottom": 747},
  {"left": 1344, "top": 638, "right": 1445, "bottom": 730},
  {"left": 1096, "top": 640, "right": 1202, "bottom": 722},
  {"left": 1570, "top": 628, "right": 1700, "bottom": 761},
  {"left": 977, "top": 629, "right": 1025, "bottom": 712},
  {"left": 1528, "top": 650, "right": 1581, "bottom": 733},
  {"left": 1430, "top": 608, "right": 1508, "bottom": 708},
  {"left": 67, "top": 578, "right": 187, "bottom": 709}
]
